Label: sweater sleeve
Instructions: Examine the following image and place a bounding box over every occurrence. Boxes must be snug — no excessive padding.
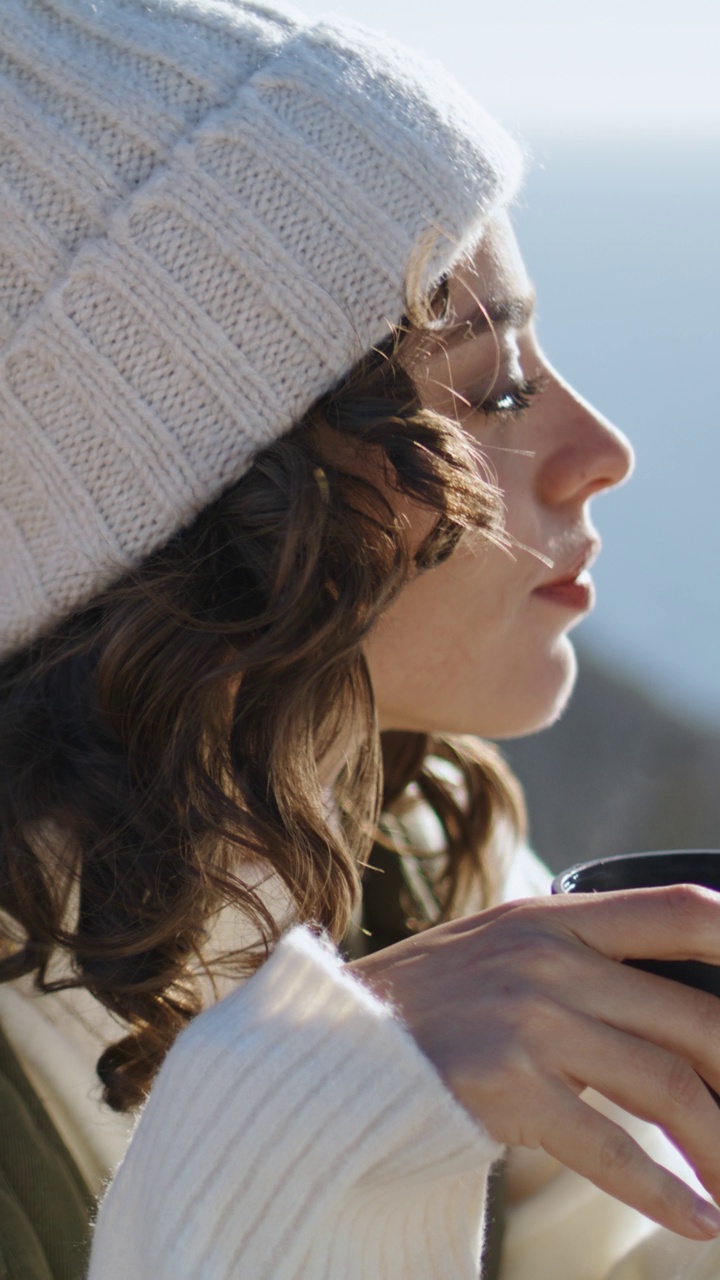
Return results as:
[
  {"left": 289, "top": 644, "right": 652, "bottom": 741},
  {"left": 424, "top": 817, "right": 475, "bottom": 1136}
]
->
[{"left": 87, "top": 926, "right": 502, "bottom": 1280}]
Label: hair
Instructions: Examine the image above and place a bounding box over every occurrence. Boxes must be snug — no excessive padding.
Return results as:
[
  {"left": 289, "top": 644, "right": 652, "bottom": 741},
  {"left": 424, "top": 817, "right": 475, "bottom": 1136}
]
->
[{"left": 0, "top": 319, "right": 525, "bottom": 1112}]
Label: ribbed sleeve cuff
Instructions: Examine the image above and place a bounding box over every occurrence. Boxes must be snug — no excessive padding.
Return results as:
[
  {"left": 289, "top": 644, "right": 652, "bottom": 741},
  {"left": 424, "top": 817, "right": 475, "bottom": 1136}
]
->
[{"left": 89, "top": 925, "right": 501, "bottom": 1279}]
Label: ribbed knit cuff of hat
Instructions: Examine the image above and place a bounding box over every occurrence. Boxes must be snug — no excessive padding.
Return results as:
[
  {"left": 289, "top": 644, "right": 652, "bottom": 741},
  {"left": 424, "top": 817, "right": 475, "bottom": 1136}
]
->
[{"left": 88, "top": 925, "right": 503, "bottom": 1280}]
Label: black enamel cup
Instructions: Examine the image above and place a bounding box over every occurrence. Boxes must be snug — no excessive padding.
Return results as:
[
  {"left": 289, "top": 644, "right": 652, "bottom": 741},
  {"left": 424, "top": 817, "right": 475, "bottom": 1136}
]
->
[{"left": 552, "top": 849, "right": 720, "bottom": 998}]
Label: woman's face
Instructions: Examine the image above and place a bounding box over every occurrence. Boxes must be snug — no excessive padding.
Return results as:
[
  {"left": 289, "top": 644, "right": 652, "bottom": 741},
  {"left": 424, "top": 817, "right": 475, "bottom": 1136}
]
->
[{"left": 364, "top": 212, "right": 634, "bottom": 739}]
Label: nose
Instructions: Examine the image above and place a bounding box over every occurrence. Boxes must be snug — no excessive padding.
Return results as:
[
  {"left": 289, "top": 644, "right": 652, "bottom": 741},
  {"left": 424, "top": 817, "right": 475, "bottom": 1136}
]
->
[{"left": 534, "top": 364, "right": 634, "bottom": 507}]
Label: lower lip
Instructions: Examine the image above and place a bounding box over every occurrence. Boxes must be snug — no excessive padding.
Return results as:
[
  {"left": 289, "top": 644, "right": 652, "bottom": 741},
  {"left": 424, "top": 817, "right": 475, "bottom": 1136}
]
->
[{"left": 533, "top": 577, "right": 595, "bottom": 612}]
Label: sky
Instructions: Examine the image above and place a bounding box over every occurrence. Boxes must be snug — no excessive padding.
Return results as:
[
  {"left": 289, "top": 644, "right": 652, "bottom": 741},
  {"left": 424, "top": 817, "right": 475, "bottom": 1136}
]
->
[{"left": 296, "top": 0, "right": 720, "bottom": 137}]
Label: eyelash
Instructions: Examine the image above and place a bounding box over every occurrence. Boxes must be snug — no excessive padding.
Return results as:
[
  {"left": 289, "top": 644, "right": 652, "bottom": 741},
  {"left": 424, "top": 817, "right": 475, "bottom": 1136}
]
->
[{"left": 472, "top": 376, "right": 543, "bottom": 419}]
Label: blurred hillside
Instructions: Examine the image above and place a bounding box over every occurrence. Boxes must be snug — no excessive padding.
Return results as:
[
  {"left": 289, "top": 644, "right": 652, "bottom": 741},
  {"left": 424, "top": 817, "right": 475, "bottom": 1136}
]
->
[{"left": 501, "top": 648, "right": 720, "bottom": 875}]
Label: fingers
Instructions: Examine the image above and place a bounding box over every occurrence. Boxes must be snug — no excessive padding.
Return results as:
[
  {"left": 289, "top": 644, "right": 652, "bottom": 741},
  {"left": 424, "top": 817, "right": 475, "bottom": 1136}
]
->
[
  {"left": 352, "top": 887, "right": 720, "bottom": 1237},
  {"left": 545, "top": 883, "right": 720, "bottom": 965},
  {"left": 560, "top": 950, "right": 720, "bottom": 1095},
  {"left": 448, "top": 899, "right": 720, "bottom": 1098},
  {"left": 537, "top": 1084, "right": 720, "bottom": 1240},
  {"left": 388, "top": 884, "right": 720, "bottom": 972},
  {"left": 564, "top": 1013, "right": 720, "bottom": 1204}
]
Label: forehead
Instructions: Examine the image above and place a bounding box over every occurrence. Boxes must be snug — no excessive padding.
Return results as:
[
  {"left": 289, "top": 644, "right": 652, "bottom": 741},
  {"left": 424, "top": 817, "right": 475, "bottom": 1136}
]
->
[{"left": 447, "top": 212, "right": 533, "bottom": 323}]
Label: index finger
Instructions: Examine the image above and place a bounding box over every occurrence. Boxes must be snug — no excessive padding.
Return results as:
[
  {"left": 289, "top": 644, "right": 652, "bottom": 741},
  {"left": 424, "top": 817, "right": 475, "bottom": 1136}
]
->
[{"left": 542, "top": 884, "right": 720, "bottom": 966}]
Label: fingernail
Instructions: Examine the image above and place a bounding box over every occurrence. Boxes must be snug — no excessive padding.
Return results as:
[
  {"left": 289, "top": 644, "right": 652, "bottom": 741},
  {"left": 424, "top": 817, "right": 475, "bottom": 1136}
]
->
[{"left": 693, "top": 1199, "right": 720, "bottom": 1237}]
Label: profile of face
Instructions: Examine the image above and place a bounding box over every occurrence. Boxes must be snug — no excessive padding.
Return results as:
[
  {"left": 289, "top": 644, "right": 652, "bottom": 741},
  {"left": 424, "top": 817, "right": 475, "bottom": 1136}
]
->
[{"left": 364, "top": 212, "right": 634, "bottom": 740}]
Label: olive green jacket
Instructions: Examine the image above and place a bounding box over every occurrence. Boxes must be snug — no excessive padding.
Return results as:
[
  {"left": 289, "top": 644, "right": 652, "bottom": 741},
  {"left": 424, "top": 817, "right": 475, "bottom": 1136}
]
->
[{"left": 0, "top": 1021, "right": 92, "bottom": 1280}]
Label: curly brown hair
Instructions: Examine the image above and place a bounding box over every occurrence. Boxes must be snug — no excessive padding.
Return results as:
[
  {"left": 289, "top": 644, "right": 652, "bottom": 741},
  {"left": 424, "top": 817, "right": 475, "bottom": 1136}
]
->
[{"left": 0, "top": 330, "right": 525, "bottom": 1112}]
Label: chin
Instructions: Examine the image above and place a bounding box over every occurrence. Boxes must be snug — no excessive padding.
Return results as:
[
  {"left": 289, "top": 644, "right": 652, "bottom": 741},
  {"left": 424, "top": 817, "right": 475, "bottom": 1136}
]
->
[
  {"left": 492, "top": 638, "right": 579, "bottom": 741},
  {"left": 377, "top": 641, "right": 581, "bottom": 740}
]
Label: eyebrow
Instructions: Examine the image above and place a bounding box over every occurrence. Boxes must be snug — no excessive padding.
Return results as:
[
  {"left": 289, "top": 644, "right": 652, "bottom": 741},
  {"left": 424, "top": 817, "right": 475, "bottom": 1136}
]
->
[{"left": 443, "top": 289, "right": 537, "bottom": 346}]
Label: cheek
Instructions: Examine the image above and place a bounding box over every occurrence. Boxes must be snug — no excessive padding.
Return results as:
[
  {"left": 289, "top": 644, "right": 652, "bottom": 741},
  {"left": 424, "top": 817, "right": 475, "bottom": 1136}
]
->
[
  {"left": 375, "top": 540, "right": 507, "bottom": 658},
  {"left": 365, "top": 539, "right": 580, "bottom": 737},
  {"left": 365, "top": 541, "right": 522, "bottom": 711}
]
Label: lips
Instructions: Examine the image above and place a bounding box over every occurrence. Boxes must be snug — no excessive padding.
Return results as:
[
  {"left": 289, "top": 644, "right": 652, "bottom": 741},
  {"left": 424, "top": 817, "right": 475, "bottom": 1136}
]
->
[{"left": 533, "top": 542, "right": 600, "bottom": 613}]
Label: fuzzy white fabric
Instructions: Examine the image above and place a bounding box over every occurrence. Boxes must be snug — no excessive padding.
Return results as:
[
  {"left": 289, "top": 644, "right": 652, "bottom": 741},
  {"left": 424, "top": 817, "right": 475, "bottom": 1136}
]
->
[
  {"left": 0, "top": 0, "right": 521, "bottom": 657},
  {"left": 88, "top": 924, "right": 503, "bottom": 1279},
  {"left": 83, "top": 918, "right": 720, "bottom": 1280},
  {"left": 3, "top": 843, "right": 720, "bottom": 1277},
  {"left": 83, "top": 921, "right": 720, "bottom": 1280}
]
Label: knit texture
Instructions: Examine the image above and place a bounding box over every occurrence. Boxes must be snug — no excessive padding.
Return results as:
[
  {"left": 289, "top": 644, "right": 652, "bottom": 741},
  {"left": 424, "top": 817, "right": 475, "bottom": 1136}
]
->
[
  {"left": 3, "top": 844, "right": 710, "bottom": 1280},
  {"left": 87, "top": 925, "right": 503, "bottom": 1279},
  {"left": 0, "top": 0, "right": 522, "bottom": 657}
]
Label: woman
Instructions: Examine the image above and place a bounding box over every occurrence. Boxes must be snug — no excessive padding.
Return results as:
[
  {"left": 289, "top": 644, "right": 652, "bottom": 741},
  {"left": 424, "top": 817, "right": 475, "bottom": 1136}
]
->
[{"left": 2, "top": 1, "right": 720, "bottom": 1278}]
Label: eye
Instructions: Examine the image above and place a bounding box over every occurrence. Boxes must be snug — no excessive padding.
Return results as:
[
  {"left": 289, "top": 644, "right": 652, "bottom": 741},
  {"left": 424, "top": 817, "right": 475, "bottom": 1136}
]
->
[{"left": 472, "top": 376, "right": 543, "bottom": 419}]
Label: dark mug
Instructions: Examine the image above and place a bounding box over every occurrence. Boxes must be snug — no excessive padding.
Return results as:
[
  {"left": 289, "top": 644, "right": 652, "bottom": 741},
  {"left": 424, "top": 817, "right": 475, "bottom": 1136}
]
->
[{"left": 552, "top": 849, "right": 720, "bottom": 999}]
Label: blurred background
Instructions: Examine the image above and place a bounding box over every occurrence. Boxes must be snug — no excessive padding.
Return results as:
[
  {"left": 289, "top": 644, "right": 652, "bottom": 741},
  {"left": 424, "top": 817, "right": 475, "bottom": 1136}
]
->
[{"left": 302, "top": 0, "right": 720, "bottom": 870}]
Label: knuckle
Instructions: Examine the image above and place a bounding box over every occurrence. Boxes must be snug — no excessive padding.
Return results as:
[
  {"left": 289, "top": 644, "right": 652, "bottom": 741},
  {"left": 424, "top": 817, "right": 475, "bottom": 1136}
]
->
[
  {"left": 483, "top": 1050, "right": 532, "bottom": 1103},
  {"left": 519, "top": 994, "right": 565, "bottom": 1042},
  {"left": 598, "top": 1130, "right": 638, "bottom": 1178},
  {"left": 468, "top": 1034, "right": 537, "bottom": 1111},
  {"left": 705, "top": 1015, "right": 720, "bottom": 1053},
  {"left": 664, "top": 1058, "right": 703, "bottom": 1109},
  {"left": 662, "top": 883, "right": 716, "bottom": 929},
  {"left": 498, "top": 986, "right": 564, "bottom": 1043},
  {"left": 691, "top": 989, "right": 720, "bottom": 1051},
  {"left": 502, "top": 922, "right": 569, "bottom": 983}
]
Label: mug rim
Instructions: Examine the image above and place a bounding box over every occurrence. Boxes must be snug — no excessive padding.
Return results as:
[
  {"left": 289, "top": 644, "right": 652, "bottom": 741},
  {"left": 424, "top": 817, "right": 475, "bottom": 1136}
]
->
[{"left": 551, "top": 848, "right": 720, "bottom": 896}]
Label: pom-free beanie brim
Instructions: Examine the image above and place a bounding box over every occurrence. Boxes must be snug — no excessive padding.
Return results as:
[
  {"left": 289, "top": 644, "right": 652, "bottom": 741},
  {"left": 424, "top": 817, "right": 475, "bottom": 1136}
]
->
[{"left": 0, "top": 0, "right": 522, "bottom": 657}]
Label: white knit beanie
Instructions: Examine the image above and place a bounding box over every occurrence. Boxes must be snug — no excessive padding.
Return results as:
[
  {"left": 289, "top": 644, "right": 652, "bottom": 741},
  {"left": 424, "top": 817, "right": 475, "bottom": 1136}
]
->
[{"left": 0, "top": 0, "right": 522, "bottom": 657}]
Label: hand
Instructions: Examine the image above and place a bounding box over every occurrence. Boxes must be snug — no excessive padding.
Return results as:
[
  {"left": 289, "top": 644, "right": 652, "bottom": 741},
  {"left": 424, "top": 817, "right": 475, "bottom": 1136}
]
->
[{"left": 350, "top": 884, "right": 720, "bottom": 1240}]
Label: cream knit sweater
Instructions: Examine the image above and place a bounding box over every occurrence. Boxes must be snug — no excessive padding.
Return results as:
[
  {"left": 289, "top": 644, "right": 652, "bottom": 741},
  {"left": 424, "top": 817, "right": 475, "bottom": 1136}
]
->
[
  {"left": 89, "top": 924, "right": 504, "bottom": 1279},
  {"left": 84, "top": 919, "right": 720, "bottom": 1280},
  {"left": 82, "top": 850, "right": 720, "bottom": 1280},
  {"left": 3, "top": 849, "right": 720, "bottom": 1278}
]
